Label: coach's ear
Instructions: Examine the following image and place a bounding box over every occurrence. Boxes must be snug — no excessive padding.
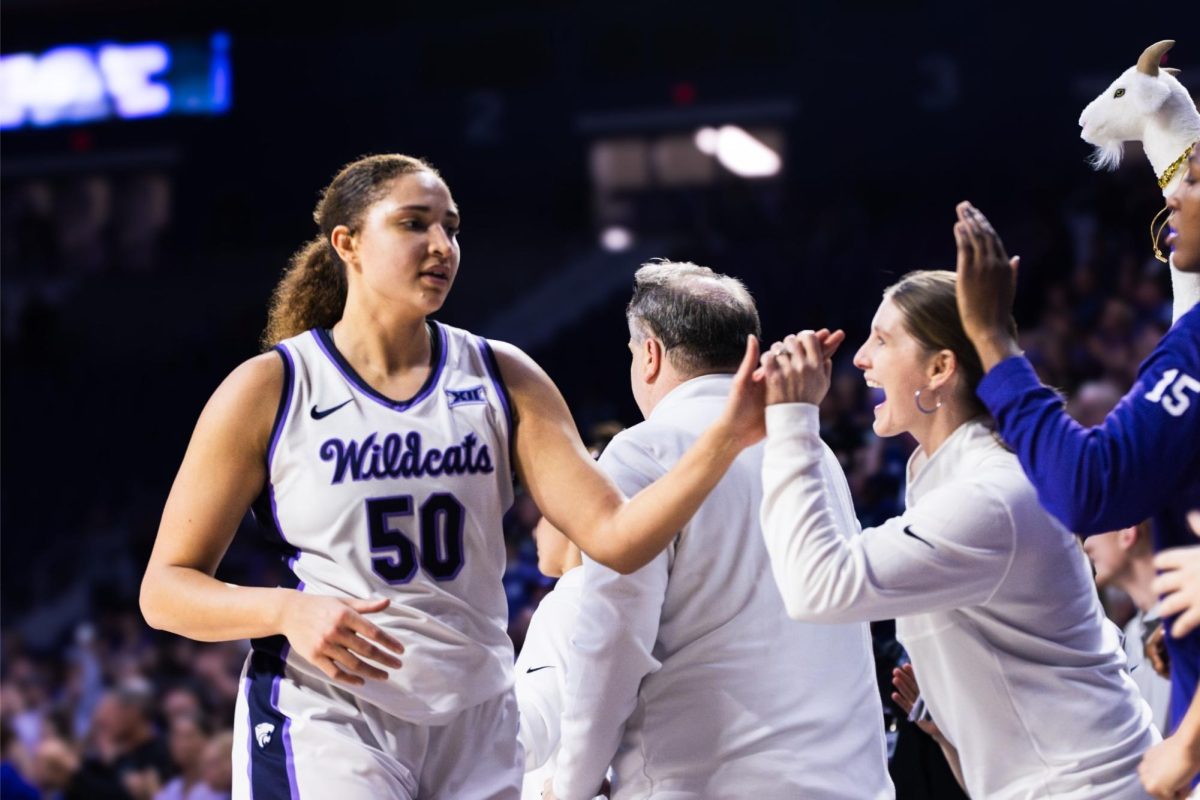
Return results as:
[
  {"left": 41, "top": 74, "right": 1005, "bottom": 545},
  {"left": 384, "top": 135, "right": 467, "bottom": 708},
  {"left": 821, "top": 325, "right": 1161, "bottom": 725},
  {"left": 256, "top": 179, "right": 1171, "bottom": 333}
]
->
[{"left": 640, "top": 336, "right": 665, "bottom": 384}]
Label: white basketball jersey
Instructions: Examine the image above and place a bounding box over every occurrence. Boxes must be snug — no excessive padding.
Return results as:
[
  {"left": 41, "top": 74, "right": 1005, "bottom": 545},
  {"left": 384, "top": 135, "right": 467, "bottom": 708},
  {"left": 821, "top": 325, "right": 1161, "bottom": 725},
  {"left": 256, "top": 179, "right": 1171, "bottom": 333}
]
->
[{"left": 252, "top": 321, "right": 515, "bottom": 724}]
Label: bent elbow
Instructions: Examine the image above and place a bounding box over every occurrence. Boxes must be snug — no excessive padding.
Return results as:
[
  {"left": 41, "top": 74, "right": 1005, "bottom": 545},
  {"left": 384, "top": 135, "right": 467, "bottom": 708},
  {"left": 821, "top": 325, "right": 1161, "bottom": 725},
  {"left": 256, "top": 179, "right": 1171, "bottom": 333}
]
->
[
  {"left": 590, "top": 549, "right": 640, "bottom": 575},
  {"left": 776, "top": 577, "right": 862, "bottom": 624},
  {"left": 782, "top": 591, "right": 827, "bottom": 623},
  {"left": 581, "top": 526, "right": 649, "bottom": 575},
  {"left": 1044, "top": 495, "right": 1107, "bottom": 536},
  {"left": 139, "top": 571, "right": 170, "bottom": 632}
]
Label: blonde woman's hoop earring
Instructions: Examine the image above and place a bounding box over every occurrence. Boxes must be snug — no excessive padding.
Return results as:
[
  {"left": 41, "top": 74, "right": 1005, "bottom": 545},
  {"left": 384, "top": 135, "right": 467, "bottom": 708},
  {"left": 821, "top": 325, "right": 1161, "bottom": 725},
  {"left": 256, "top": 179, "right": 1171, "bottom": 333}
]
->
[{"left": 914, "top": 388, "right": 942, "bottom": 415}]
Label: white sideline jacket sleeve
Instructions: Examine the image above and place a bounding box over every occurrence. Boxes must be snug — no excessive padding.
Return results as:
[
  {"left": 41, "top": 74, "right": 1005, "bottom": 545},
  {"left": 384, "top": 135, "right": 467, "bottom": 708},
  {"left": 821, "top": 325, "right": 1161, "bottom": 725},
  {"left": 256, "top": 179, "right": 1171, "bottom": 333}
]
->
[
  {"left": 514, "top": 595, "right": 572, "bottom": 771},
  {"left": 761, "top": 403, "right": 1017, "bottom": 623},
  {"left": 553, "top": 437, "right": 669, "bottom": 800}
]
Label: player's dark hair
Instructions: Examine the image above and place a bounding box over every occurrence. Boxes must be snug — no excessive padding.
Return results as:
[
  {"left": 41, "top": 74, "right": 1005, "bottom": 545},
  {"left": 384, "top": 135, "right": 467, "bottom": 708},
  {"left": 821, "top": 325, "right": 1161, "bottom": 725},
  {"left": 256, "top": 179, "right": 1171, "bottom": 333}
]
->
[
  {"left": 627, "top": 260, "right": 760, "bottom": 376},
  {"left": 885, "top": 270, "right": 1018, "bottom": 418},
  {"left": 263, "top": 154, "right": 442, "bottom": 348}
]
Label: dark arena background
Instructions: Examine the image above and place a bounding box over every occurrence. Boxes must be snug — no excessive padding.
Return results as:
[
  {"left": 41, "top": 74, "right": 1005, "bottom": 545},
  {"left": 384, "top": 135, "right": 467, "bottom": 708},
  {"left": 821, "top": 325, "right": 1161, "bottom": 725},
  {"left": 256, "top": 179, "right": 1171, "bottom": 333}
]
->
[{"left": 1, "top": 2, "right": 1192, "bottom": 798}]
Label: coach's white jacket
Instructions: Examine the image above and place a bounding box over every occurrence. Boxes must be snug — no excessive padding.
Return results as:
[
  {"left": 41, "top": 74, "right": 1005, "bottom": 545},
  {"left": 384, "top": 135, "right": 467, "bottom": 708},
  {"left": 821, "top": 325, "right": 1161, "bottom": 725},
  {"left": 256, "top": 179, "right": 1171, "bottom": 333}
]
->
[
  {"left": 515, "top": 567, "right": 582, "bottom": 800},
  {"left": 552, "top": 376, "right": 893, "bottom": 800},
  {"left": 762, "top": 404, "right": 1160, "bottom": 800}
]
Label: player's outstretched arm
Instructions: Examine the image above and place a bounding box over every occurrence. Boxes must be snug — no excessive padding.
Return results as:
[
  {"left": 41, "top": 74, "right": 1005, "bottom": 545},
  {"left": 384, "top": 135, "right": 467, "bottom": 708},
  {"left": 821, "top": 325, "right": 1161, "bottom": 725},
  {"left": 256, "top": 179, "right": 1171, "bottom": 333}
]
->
[
  {"left": 957, "top": 201, "right": 1200, "bottom": 533},
  {"left": 139, "top": 353, "right": 404, "bottom": 686},
  {"left": 490, "top": 337, "right": 764, "bottom": 574}
]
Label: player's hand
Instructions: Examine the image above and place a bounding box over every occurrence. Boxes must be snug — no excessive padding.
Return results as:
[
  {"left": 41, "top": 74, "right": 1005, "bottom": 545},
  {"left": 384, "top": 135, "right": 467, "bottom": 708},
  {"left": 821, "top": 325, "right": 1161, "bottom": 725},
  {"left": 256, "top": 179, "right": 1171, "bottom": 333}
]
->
[
  {"left": 1138, "top": 733, "right": 1200, "bottom": 799},
  {"left": 279, "top": 593, "right": 404, "bottom": 686},
  {"left": 1145, "top": 623, "right": 1171, "bottom": 680},
  {"left": 1152, "top": 512, "right": 1200, "bottom": 638},
  {"left": 954, "top": 202, "right": 1022, "bottom": 371},
  {"left": 717, "top": 334, "right": 767, "bottom": 449},
  {"left": 760, "top": 329, "right": 845, "bottom": 406},
  {"left": 890, "top": 663, "right": 944, "bottom": 741}
]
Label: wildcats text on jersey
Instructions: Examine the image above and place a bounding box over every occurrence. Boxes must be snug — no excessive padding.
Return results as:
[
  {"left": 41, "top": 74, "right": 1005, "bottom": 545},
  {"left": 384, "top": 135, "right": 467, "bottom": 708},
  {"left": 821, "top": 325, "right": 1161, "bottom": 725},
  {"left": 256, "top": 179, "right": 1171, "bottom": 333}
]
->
[{"left": 320, "top": 430, "right": 494, "bottom": 485}]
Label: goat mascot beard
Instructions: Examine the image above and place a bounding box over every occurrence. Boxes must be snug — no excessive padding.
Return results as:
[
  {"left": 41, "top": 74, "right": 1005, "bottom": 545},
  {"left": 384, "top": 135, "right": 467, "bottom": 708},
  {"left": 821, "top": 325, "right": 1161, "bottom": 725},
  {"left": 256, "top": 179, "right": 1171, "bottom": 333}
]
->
[{"left": 1079, "top": 39, "right": 1200, "bottom": 321}]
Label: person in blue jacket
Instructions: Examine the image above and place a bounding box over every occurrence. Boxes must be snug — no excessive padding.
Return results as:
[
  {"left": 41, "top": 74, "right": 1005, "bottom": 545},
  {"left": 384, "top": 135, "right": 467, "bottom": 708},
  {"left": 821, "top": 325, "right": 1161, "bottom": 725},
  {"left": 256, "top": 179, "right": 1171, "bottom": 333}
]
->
[{"left": 954, "top": 150, "right": 1200, "bottom": 799}]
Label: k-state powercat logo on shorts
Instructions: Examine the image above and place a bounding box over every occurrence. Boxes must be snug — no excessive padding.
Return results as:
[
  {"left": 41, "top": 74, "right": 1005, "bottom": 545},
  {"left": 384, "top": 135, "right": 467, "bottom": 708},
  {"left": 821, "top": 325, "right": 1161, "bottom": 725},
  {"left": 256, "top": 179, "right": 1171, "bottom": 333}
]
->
[
  {"left": 446, "top": 385, "right": 487, "bottom": 408},
  {"left": 254, "top": 723, "right": 275, "bottom": 748}
]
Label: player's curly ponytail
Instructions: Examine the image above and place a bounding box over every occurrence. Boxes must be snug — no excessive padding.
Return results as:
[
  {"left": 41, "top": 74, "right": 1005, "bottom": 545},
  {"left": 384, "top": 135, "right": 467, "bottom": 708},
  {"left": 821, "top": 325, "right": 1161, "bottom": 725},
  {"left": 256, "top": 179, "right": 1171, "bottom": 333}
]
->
[{"left": 262, "top": 153, "right": 442, "bottom": 348}]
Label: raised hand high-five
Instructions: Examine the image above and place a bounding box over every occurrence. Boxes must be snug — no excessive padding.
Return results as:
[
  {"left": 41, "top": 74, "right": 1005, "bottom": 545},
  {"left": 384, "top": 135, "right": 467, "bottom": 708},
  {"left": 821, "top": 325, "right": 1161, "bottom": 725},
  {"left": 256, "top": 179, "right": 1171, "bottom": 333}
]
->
[{"left": 954, "top": 201, "right": 1023, "bottom": 372}]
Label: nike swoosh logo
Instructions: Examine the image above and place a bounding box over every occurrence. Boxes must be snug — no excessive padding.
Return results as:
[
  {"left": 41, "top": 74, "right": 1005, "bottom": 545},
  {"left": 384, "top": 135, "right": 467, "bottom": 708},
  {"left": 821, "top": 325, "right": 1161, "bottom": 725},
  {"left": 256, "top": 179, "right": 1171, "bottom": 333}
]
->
[
  {"left": 310, "top": 400, "right": 352, "bottom": 420},
  {"left": 903, "top": 525, "right": 934, "bottom": 548},
  {"left": 525, "top": 665, "right": 554, "bottom": 674}
]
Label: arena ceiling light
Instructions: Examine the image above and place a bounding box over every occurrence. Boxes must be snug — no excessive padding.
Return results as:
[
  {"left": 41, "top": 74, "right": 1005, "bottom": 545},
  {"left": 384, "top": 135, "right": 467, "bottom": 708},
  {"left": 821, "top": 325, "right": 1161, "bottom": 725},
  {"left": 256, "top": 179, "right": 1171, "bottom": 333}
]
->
[
  {"left": 693, "top": 125, "right": 782, "bottom": 178},
  {"left": 600, "top": 225, "right": 634, "bottom": 252}
]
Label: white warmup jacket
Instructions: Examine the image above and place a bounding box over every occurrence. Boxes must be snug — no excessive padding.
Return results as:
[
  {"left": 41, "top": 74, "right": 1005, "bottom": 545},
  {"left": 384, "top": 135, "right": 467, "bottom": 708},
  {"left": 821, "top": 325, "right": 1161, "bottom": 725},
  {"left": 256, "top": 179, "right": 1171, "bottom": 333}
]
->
[
  {"left": 553, "top": 376, "right": 893, "bottom": 800},
  {"left": 514, "top": 567, "right": 583, "bottom": 800},
  {"left": 761, "top": 405, "right": 1160, "bottom": 800}
]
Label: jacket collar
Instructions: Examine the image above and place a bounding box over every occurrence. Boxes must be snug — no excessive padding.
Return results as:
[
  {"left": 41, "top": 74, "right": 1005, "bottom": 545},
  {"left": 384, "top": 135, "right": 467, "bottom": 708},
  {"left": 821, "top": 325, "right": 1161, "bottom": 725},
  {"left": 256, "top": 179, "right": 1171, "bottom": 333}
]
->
[
  {"left": 905, "top": 418, "right": 1000, "bottom": 504},
  {"left": 648, "top": 373, "right": 734, "bottom": 421}
]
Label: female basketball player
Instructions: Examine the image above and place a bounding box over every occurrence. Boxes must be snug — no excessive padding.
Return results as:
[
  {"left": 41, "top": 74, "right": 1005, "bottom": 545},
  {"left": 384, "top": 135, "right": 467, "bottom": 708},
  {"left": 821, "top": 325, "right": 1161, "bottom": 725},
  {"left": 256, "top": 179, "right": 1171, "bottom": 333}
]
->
[
  {"left": 757, "top": 272, "right": 1158, "bottom": 798},
  {"left": 139, "top": 154, "right": 763, "bottom": 799},
  {"left": 956, "top": 163, "right": 1200, "bottom": 796}
]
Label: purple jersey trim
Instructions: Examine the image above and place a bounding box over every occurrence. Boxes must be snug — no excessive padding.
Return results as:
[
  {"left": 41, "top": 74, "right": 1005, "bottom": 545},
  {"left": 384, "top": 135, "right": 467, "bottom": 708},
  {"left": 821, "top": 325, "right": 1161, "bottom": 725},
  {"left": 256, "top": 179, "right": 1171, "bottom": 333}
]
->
[
  {"left": 273, "top": 645, "right": 301, "bottom": 800},
  {"left": 310, "top": 322, "right": 447, "bottom": 412},
  {"left": 242, "top": 675, "right": 254, "bottom": 799},
  {"left": 476, "top": 336, "right": 515, "bottom": 471},
  {"left": 267, "top": 345, "right": 295, "bottom": 472}
]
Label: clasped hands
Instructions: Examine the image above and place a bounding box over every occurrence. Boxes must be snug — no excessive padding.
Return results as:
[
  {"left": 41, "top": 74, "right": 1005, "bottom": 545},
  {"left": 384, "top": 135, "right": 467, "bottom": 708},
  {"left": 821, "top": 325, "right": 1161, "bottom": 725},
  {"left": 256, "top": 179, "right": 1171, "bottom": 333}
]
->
[{"left": 754, "top": 328, "right": 846, "bottom": 406}]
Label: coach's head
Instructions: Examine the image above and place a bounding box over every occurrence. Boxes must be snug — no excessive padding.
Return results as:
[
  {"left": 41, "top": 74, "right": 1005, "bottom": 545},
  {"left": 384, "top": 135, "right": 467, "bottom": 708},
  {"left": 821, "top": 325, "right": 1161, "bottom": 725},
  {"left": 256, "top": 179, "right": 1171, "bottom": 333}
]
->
[{"left": 625, "top": 260, "right": 761, "bottom": 418}]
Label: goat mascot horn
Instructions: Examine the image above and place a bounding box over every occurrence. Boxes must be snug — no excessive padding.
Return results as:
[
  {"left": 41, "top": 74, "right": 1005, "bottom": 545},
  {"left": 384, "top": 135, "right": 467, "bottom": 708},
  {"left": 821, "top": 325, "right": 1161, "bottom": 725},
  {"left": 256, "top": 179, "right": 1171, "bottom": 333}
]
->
[{"left": 1136, "top": 40, "right": 1174, "bottom": 76}]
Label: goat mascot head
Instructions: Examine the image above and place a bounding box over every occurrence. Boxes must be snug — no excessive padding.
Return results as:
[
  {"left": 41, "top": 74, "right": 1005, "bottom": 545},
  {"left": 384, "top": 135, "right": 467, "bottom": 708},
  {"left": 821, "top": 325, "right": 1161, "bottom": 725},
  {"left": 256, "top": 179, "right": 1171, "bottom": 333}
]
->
[
  {"left": 1079, "top": 40, "right": 1200, "bottom": 320},
  {"left": 1079, "top": 40, "right": 1200, "bottom": 194}
]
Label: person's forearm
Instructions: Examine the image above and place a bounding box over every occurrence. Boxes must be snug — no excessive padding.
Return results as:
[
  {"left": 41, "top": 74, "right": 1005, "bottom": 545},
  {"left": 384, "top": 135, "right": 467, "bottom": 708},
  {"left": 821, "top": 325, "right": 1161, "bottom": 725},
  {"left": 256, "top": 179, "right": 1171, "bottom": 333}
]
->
[
  {"left": 591, "top": 420, "right": 740, "bottom": 574},
  {"left": 140, "top": 565, "right": 294, "bottom": 642},
  {"left": 761, "top": 404, "right": 866, "bottom": 621},
  {"left": 971, "top": 330, "right": 1023, "bottom": 373},
  {"left": 1172, "top": 688, "right": 1200, "bottom": 768},
  {"left": 556, "top": 557, "right": 665, "bottom": 798},
  {"left": 932, "top": 734, "right": 968, "bottom": 793},
  {"left": 517, "top": 702, "right": 555, "bottom": 771}
]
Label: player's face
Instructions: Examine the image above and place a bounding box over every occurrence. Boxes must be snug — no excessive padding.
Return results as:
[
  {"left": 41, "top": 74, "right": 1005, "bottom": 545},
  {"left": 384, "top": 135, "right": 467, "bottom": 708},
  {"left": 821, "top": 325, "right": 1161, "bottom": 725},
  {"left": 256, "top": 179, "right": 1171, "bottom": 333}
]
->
[
  {"left": 853, "top": 297, "right": 939, "bottom": 439},
  {"left": 1081, "top": 529, "right": 1129, "bottom": 588},
  {"left": 1166, "top": 152, "right": 1200, "bottom": 272},
  {"left": 349, "top": 171, "right": 461, "bottom": 316}
]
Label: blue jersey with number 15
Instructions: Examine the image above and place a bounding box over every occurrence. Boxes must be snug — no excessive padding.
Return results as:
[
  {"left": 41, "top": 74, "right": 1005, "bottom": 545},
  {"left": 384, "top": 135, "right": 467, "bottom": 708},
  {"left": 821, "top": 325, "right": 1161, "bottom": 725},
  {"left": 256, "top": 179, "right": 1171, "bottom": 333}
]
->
[{"left": 978, "top": 304, "right": 1200, "bottom": 733}]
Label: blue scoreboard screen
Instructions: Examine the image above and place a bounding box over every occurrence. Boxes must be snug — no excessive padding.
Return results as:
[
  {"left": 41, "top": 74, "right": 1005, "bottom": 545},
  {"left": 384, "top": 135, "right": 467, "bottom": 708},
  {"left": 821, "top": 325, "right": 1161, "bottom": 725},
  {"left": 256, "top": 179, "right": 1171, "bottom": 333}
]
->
[{"left": 0, "top": 32, "right": 231, "bottom": 130}]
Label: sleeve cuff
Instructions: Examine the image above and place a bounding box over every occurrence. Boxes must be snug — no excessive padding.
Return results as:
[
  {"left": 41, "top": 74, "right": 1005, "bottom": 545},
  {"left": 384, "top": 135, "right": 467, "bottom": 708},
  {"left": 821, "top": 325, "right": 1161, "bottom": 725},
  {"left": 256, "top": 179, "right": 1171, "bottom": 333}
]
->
[
  {"left": 976, "top": 355, "right": 1041, "bottom": 410},
  {"left": 765, "top": 402, "right": 820, "bottom": 441}
]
